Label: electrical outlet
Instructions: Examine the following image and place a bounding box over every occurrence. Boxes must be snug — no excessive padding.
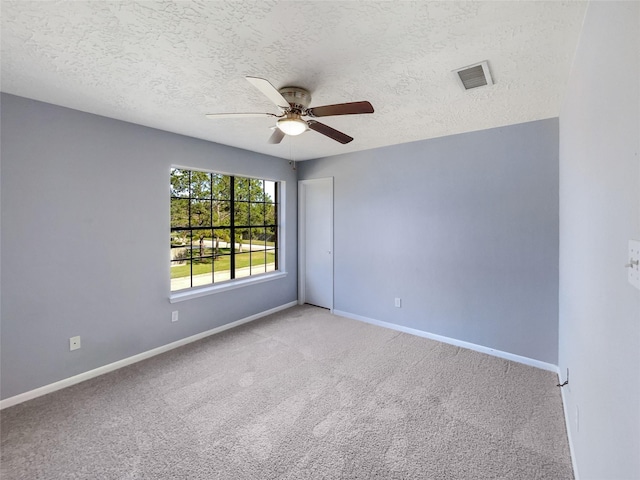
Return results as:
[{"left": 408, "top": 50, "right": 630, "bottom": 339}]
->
[
  {"left": 69, "top": 336, "right": 81, "bottom": 351},
  {"left": 394, "top": 298, "right": 401, "bottom": 308},
  {"left": 171, "top": 311, "right": 179, "bottom": 322}
]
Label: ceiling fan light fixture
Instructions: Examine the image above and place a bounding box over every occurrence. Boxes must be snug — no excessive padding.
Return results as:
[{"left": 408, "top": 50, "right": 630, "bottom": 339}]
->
[{"left": 277, "top": 116, "right": 307, "bottom": 136}]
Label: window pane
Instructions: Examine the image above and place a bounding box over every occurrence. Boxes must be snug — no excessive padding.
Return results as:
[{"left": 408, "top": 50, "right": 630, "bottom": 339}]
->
[
  {"left": 190, "top": 171, "right": 211, "bottom": 199},
  {"left": 191, "top": 257, "right": 213, "bottom": 288},
  {"left": 171, "top": 229, "right": 190, "bottom": 248},
  {"left": 170, "top": 238, "right": 190, "bottom": 285},
  {"left": 213, "top": 228, "right": 231, "bottom": 282},
  {"left": 235, "top": 230, "right": 248, "bottom": 251},
  {"left": 249, "top": 179, "right": 264, "bottom": 202},
  {"left": 251, "top": 250, "right": 267, "bottom": 273},
  {"left": 213, "top": 228, "right": 231, "bottom": 256},
  {"left": 213, "top": 255, "right": 231, "bottom": 283},
  {"left": 170, "top": 168, "right": 190, "bottom": 198},
  {"left": 250, "top": 227, "right": 266, "bottom": 245},
  {"left": 264, "top": 181, "right": 276, "bottom": 203},
  {"left": 266, "top": 251, "right": 277, "bottom": 272},
  {"left": 253, "top": 178, "right": 270, "bottom": 202},
  {"left": 212, "top": 174, "right": 231, "bottom": 200},
  {"left": 171, "top": 260, "right": 192, "bottom": 291},
  {"left": 265, "top": 204, "right": 276, "bottom": 226},
  {"left": 235, "top": 252, "right": 251, "bottom": 279},
  {"left": 234, "top": 177, "right": 249, "bottom": 201},
  {"left": 233, "top": 233, "right": 249, "bottom": 257},
  {"left": 251, "top": 260, "right": 266, "bottom": 275},
  {"left": 213, "top": 200, "right": 231, "bottom": 226},
  {"left": 250, "top": 230, "right": 265, "bottom": 275},
  {"left": 171, "top": 198, "right": 189, "bottom": 228},
  {"left": 234, "top": 201, "right": 249, "bottom": 227},
  {"left": 250, "top": 203, "right": 266, "bottom": 226},
  {"left": 194, "top": 230, "right": 213, "bottom": 260},
  {"left": 170, "top": 247, "right": 185, "bottom": 264},
  {"left": 266, "top": 225, "right": 277, "bottom": 243},
  {"left": 190, "top": 199, "right": 211, "bottom": 227},
  {"left": 183, "top": 231, "right": 195, "bottom": 258}
]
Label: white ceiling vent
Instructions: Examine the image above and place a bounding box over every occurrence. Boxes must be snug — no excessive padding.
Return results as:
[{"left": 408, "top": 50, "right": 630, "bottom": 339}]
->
[{"left": 453, "top": 61, "right": 493, "bottom": 90}]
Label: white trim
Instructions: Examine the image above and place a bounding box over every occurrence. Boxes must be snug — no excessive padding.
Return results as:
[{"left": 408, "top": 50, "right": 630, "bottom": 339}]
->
[
  {"left": 333, "top": 309, "right": 558, "bottom": 373},
  {"left": 170, "top": 271, "right": 287, "bottom": 303},
  {"left": 560, "top": 381, "right": 580, "bottom": 480},
  {"left": 0, "top": 301, "right": 298, "bottom": 410}
]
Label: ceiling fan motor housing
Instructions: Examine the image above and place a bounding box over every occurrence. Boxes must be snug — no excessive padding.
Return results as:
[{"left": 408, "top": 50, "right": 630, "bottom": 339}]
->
[{"left": 279, "top": 87, "right": 311, "bottom": 111}]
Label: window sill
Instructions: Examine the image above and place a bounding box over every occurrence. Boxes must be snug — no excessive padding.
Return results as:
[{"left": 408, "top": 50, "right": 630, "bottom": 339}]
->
[{"left": 169, "top": 271, "right": 288, "bottom": 303}]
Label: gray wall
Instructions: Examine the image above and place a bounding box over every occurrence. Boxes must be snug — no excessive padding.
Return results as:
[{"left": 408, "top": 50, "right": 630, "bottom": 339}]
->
[
  {"left": 558, "top": 2, "right": 640, "bottom": 479},
  {"left": 298, "top": 118, "right": 559, "bottom": 364},
  {"left": 0, "top": 94, "right": 298, "bottom": 400}
]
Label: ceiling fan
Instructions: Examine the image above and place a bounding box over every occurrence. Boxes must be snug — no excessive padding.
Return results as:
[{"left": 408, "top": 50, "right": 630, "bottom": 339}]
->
[{"left": 206, "top": 77, "right": 374, "bottom": 144}]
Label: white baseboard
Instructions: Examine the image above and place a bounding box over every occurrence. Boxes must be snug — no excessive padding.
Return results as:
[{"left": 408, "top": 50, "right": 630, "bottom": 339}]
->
[
  {"left": 559, "top": 382, "right": 580, "bottom": 480},
  {"left": 0, "top": 301, "right": 298, "bottom": 410},
  {"left": 333, "top": 309, "right": 558, "bottom": 373}
]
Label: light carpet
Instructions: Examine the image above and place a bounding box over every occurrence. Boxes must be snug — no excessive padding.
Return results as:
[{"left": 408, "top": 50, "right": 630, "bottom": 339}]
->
[{"left": 0, "top": 305, "right": 573, "bottom": 479}]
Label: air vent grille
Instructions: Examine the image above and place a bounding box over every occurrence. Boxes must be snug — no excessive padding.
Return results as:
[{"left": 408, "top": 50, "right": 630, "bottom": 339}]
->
[{"left": 453, "top": 61, "right": 493, "bottom": 90}]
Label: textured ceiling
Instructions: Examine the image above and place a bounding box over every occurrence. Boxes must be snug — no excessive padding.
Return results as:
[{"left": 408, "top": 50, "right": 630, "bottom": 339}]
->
[{"left": 1, "top": 1, "right": 587, "bottom": 161}]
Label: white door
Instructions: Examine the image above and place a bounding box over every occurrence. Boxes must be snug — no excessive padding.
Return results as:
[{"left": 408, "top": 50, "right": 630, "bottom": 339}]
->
[{"left": 299, "top": 178, "right": 333, "bottom": 309}]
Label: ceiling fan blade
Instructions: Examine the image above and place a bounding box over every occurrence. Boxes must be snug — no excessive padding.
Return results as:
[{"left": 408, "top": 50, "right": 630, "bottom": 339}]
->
[
  {"left": 307, "top": 120, "right": 353, "bottom": 144},
  {"left": 205, "top": 112, "right": 278, "bottom": 119},
  {"left": 246, "top": 76, "right": 291, "bottom": 110},
  {"left": 268, "top": 128, "right": 286, "bottom": 144},
  {"left": 307, "top": 101, "right": 374, "bottom": 117}
]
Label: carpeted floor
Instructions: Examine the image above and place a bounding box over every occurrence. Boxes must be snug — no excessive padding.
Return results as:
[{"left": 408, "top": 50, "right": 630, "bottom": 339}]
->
[{"left": 1, "top": 305, "right": 573, "bottom": 479}]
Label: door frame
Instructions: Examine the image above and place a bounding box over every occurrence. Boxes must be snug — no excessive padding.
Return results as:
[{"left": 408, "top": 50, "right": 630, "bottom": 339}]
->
[{"left": 298, "top": 177, "right": 334, "bottom": 310}]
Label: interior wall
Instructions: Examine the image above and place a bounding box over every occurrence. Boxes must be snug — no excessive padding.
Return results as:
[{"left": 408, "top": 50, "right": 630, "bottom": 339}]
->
[
  {"left": 0, "top": 94, "right": 298, "bottom": 400},
  {"left": 558, "top": 2, "right": 640, "bottom": 479},
  {"left": 298, "top": 118, "right": 559, "bottom": 364}
]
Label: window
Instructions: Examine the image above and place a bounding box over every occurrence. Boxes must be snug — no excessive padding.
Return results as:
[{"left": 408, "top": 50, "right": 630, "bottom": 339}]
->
[{"left": 170, "top": 168, "right": 279, "bottom": 292}]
